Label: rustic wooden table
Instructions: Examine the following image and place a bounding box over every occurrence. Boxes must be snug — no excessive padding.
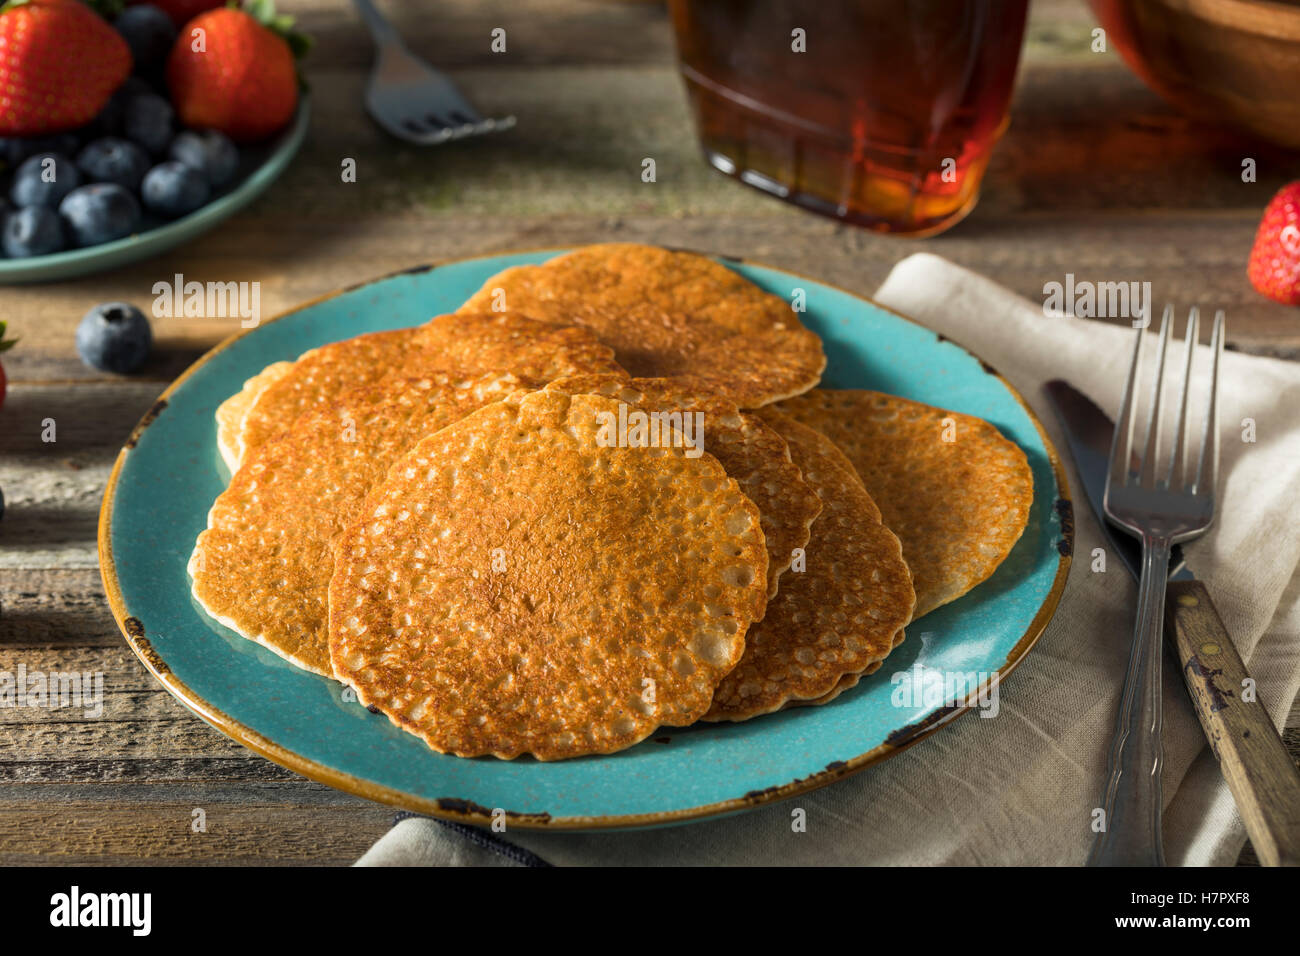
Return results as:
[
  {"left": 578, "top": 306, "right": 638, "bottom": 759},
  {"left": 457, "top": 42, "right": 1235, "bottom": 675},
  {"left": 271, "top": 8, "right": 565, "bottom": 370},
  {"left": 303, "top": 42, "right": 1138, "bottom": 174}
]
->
[{"left": 1, "top": 0, "right": 1296, "bottom": 865}]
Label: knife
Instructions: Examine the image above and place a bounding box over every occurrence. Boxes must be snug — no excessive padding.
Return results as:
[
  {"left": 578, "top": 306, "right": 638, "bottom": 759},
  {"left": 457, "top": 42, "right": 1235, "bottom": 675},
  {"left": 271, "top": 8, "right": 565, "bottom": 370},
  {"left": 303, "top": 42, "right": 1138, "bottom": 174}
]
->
[{"left": 1046, "top": 379, "right": 1300, "bottom": 867}]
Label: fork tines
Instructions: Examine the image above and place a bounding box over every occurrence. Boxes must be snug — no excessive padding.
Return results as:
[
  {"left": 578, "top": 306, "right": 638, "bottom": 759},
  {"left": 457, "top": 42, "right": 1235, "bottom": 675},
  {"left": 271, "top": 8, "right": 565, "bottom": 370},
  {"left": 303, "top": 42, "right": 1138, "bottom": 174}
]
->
[
  {"left": 1112, "top": 305, "right": 1224, "bottom": 496},
  {"left": 400, "top": 113, "right": 517, "bottom": 144}
]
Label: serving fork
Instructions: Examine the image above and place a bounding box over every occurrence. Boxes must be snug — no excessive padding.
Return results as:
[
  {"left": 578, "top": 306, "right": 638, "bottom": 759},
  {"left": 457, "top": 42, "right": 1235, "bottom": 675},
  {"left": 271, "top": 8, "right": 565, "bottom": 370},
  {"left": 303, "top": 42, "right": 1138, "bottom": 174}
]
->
[
  {"left": 1087, "top": 305, "right": 1224, "bottom": 867},
  {"left": 353, "top": 0, "right": 517, "bottom": 144}
]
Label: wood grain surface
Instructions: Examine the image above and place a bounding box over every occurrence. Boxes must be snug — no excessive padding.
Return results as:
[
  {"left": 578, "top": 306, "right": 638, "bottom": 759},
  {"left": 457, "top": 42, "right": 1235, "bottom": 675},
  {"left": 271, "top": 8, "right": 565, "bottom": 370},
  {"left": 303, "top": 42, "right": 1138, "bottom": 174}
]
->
[{"left": 1, "top": 0, "right": 1297, "bottom": 866}]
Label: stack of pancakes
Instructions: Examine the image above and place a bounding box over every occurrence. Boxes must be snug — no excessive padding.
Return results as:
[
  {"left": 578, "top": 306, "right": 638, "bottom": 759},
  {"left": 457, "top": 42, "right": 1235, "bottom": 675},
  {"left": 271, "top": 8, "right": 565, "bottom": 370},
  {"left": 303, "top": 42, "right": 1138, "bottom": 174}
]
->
[{"left": 189, "top": 244, "right": 1032, "bottom": 761}]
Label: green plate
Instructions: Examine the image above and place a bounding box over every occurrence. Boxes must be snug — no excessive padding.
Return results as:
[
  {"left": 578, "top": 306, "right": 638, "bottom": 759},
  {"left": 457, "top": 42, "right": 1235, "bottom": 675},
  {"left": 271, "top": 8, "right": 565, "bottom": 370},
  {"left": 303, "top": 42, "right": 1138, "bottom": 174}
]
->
[
  {"left": 100, "top": 249, "right": 1072, "bottom": 830},
  {"left": 0, "top": 97, "right": 310, "bottom": 284}
]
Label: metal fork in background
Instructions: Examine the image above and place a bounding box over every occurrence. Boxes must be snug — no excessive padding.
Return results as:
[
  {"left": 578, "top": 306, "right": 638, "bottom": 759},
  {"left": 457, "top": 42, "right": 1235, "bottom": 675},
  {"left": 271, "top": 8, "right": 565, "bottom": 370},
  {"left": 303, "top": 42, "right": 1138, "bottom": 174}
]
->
[
  {"left": 1088, "top": 305, "right": 1224, "bottom": 867},
  {"left": 353, "top": 0, "right": 516, "bottom": 144}
]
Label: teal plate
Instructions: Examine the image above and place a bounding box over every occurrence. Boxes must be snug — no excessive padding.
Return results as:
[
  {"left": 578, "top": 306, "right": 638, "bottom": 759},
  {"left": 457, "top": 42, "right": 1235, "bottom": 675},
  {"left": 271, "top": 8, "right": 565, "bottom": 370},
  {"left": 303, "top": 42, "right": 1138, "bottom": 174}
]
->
[
  {"left": 0, "top": 97, "right": 310, "bottom": 284},
  {"left": 100, "top": 249, "right": 1072, "bottom": 830}
]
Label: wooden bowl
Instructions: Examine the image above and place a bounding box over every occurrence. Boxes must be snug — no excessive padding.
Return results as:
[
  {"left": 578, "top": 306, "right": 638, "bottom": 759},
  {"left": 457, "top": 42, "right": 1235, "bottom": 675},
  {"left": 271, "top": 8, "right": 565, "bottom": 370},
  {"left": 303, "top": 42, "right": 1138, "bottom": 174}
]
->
[{"left": 1089, "top": 0, "right": 1300, "bottom": 148}]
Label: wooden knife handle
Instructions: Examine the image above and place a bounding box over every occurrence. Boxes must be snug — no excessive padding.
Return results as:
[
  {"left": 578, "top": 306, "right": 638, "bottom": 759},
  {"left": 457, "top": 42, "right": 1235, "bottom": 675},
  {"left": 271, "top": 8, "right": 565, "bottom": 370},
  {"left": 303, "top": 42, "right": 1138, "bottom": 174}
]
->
[{"left": 1165, "top": 580, "right": 1300, "bottom": 866}]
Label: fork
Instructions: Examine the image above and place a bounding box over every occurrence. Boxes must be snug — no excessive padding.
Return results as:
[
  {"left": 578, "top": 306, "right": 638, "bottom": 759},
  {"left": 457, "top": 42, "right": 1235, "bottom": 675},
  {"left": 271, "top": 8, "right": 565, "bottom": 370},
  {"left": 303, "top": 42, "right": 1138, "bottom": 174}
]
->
[
  {"left": 1088, "top": 305, "right": 1224, "bottom": 867},
  {"left": 353, "top": 0, "right": 516, "bottom": 144}
]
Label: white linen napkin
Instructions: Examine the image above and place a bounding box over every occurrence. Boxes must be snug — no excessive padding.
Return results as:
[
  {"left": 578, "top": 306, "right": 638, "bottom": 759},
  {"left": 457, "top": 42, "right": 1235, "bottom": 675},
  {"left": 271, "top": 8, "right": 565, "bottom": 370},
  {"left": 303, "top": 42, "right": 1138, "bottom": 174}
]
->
[{"left": 357, "top": 253, "right": 1300, "bottom": 867}]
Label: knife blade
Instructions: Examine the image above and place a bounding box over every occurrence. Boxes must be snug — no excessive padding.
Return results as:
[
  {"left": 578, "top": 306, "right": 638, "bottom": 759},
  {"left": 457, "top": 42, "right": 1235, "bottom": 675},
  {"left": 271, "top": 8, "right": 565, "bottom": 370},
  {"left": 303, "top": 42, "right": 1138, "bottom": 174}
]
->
[
  {"left": 1043, "top": 379, "right": 1188, "bottom": 581},
  {"left": 1045, "top": 377, "right": 1300, "bottom": 867}
]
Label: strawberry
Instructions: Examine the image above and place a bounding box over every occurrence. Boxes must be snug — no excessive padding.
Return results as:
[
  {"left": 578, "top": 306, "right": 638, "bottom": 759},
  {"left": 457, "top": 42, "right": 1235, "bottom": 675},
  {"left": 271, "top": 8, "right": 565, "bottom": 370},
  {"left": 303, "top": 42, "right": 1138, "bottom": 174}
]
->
[
  {"left": 0, "top": 0, "right": 132, "bottom": 136},
  {"left": 1248, "top": 181, "right": 1300, "bottom": 306},
  {"left": 0, "top": 321, "right": 16, "bottom": 412},
  {"left": 128, "top": 0, "right": 225, "bottom": 28},
  {"left": 165, "top": 0, "right": 306, "bottom": 143}
]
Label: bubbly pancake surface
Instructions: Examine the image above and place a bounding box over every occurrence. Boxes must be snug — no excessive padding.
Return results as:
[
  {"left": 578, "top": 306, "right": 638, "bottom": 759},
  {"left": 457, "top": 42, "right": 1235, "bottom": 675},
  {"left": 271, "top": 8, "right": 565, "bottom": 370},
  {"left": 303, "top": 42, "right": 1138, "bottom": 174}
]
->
[
  {"left": 704, "top": 413, "right": 914, "bottom": 722},
  {"left": 456, "top": 244, "right": 825, "bottom": 408},
  {"left": 232, "top": 314, "right": 623, "bottom": 468},
  {"left": 545, "top": 373, "right": 821, "bottom": 599},
  {"left": 786, "top": 626, "right": 908, "bottom": 710},
  {"left": 190, "top": 372, "right": 534, "bottom": 676},
  {"left": 216, "top": 361, "right": 293, "bottom": 472},
  {"left": 238, "top": 327, "right": 439, "bottom": 465},
  {"left": 776, "top": 389, "right": 1034, "bottom": 619},
  {"left": 329, "top": 389, "right": 769, "bottom": 760}
]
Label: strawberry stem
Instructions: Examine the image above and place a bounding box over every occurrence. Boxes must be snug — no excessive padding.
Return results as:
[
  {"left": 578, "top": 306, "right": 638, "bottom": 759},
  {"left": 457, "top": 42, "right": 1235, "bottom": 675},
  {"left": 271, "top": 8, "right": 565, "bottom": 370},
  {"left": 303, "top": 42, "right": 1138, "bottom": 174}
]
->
[
  {"left": 242, "top": 0, "right": 311, "bottom": 57},
  {"left": 82, "top": 0, "right": 126, "bottom": 19}
]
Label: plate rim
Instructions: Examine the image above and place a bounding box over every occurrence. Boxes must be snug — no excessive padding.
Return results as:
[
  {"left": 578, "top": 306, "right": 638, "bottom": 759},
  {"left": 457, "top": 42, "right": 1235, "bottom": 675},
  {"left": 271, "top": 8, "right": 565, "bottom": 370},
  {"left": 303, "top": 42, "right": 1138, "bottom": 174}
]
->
[{"left": 97, "top": 246, "right": 1073, "bottom": 830}]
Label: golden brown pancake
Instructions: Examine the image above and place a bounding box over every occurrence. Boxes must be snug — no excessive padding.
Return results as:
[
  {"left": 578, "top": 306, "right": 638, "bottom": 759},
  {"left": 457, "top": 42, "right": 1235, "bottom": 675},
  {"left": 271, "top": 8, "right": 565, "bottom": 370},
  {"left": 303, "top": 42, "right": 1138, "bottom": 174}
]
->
[
  {"left": 704, "top": 413, "right": 914, "bottom": 721},
  {"left": 215, "top": 361, "right": 292, "bottom": 472},
  {"left": 229, "top": 314, "right": 624, "bottom": 469},
  {"left": 784, "top": 627, "right": 908, "bottom": 710},
  {"left": 776, "top": 389, "right": 1033, "bottom": 619},
  {"left": 329, "top": 389, "right": 769, "bottom": 759},
  {"left": 544, "top": 373, "right": 821, "bottom": 599},
  {"left": 190, "top": 372, "right": 535, "bottom": 676},
  {"left": 456, "top": 243, "right": 825, "bottom": 408}
]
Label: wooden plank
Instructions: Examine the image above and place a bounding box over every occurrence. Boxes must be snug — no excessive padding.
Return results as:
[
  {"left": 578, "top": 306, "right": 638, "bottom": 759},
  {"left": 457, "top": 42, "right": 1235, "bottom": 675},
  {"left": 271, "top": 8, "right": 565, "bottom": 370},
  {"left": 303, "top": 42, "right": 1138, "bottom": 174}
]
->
[
  {"left": 301, "top": 0, "right": 678, "bottom": 69},
  {"left": 0, "top": 569, "right": 119, "bottom": 647},
  {"left": 0, "top": 782, "right": 390, "bottom": 865},
  {"left": 2, "top": 755, "right": 302, "bottom": 785},
  {"left": 0, "top": 384, "right": 162, "bottom": 569}
]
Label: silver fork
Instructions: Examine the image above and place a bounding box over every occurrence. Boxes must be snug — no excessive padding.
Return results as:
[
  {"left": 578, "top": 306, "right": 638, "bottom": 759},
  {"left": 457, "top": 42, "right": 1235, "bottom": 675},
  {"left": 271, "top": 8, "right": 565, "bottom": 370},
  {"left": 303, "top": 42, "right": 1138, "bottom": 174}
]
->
[
  {"left": 1088, "top": 305, "right": 1225, "bottom": 867},
  {"left": 353, "top": 0, "right": 516, "bottom": 144}
]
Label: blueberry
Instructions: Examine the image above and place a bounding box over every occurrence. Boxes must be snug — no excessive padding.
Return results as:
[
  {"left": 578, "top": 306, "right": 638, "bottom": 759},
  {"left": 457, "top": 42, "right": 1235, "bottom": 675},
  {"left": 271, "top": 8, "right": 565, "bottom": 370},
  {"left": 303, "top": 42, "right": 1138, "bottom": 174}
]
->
[
  {"left": 114, "top": 5, "right": 176, "bottom": 70},
  {"left": 124, "top": 76, "right": 156, "bottom": 96},
  {"left": 75, "top": 137, "right": 151, "bottom": 191},
  {"left": 0, "top": 139, "right": 24, "bottom": 167},
  {"left": 76, "top": 302, "right": 152, "bottom": 374},
  {"left": 123, "top": 93, "right": 174, "bottom": 156},
  {"left": 141, "top": 161, "right": 209, "bottom": 218},
  {"left": 31, "top": 133, "right": 82, "bottom": 155},
  {"left": 58, "top": 184, "right": 141, "bottom": 247},
  {"left": 9, "top": 153, "right": 82, "bottom": 208},
  {"left": 169, "top": 130, "right": 240, "bottom": 187},
  {"left": 1, "top": 133, "right": 82, "bottom": 169},
  {"left": 86, "top": 103, "right": 124, "bottom": 139},
  {"left": 84, "top": 78, "right": 156, "bottom": 139},
  {"left": 3, "top": 206, "right": 65, "bottom": 258},
  {"left": 87, "top": 92, "right": 128, "bottom": 138}
]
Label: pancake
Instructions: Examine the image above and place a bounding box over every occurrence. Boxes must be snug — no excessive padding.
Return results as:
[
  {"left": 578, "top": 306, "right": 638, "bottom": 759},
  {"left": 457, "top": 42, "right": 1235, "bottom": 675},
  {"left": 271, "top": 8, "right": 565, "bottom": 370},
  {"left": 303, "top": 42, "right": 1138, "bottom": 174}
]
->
[
  {"left": 216, "top": 360, "right": 292, "bottom": 472},
  {"left": 704, "top": 413, "right": 914, "bottom": 722},
  {"left": 784, "top": 627, "right": 908, "bottom": 709},
  {"left": 329, "top": 389, "right": 769, "bottom": 759},
  {"left": 456, "top": 243, "right": 825, "bottom": 408},
  {"left": 229, "top": 313, "right": 624, "bottom": 470},
  {"left": 190, "top": 372, "right": 536, "bottom": 676},
  {"left": 544, "top": 373, "right": 821, "bottom": 599},
  {"left": 776, "top": 389, "right": 1033, "bottom": 619}
]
